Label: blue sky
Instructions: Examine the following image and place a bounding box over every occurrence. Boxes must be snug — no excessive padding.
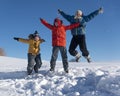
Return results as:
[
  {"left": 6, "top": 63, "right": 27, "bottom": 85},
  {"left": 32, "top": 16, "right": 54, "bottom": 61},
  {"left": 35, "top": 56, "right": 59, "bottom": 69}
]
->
[{"left": 0, "top": 0, "right": 120, "bottom": 62}]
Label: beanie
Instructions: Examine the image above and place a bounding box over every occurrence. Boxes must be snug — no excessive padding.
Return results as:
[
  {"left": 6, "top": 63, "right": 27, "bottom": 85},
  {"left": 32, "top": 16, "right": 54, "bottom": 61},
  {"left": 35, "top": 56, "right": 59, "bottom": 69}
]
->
[
  {"left": 34, "top": 31, "right": 39, "bottom": 36},
  {"left": 76, "top": 10, "right": 82, "bottom": 15},
  {"left": 74, "top": 10, "right": 83, "bottom": 19}
]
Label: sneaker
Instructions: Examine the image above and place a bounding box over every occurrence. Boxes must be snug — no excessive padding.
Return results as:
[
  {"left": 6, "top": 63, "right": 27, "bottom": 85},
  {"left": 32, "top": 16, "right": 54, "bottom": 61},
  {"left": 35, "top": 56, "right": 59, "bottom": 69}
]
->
[
  {"left": 87, "top": 58, "right": 91, "bottom": 63},
  {"left": 75, "top": 53, "right": 81, "bottom": 62},
  {"left": 84, "top": 56, "right": 92, "bottom": 63}
]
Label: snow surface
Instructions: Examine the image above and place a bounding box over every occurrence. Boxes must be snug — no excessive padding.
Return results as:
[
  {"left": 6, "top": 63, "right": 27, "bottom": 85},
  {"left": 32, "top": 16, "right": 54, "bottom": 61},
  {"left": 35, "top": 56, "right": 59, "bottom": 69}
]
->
[{"left": 0, "top": 56, "right": 120, "bottom": 96}]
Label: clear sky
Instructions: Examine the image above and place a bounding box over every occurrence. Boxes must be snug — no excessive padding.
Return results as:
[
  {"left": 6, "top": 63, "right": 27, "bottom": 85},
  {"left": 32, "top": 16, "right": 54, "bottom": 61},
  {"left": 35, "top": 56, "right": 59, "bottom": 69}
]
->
[{"left": 0, "top": 0, "right": 120, "bottom": 62}]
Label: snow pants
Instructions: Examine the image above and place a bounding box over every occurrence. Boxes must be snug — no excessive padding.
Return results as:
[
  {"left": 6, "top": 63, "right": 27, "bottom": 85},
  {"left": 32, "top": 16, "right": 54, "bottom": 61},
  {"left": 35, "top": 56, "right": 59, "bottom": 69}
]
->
[
  {"left": 50, "top": 46, "right": 68, "bottom": 71},
  {"left": 69, "top": 35, "right": 89, "bottom": 57},
  {"left": 27, "top": 53, "right": 42, "bottom": 74}
]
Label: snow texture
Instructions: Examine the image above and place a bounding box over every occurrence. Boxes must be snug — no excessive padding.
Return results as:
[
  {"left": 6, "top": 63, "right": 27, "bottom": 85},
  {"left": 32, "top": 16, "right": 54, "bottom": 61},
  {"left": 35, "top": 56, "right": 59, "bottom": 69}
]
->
[{"left": 0, "top": 56, "right": 120, "bottom": 96}]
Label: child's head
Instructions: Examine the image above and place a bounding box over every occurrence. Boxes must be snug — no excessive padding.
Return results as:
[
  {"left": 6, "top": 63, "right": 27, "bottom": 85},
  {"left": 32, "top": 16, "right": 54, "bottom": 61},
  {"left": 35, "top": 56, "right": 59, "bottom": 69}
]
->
[
  {"left": 34, "top": 31, "right": 40, "bottom": 41},
  {"left": 74, "top": 10, "right": 83, "bottom": 19},
  {"left": 34, "top": 36, "right": 40, "bottom": 41},
  {"left": 28, "top": 34, "right": 34, "bottom": 39},
  {"left": 28, "top": 31, "right": 41, "bottom": 41},
  {"left": 54, "top": 18, "right": 63, "bottom": 27}
]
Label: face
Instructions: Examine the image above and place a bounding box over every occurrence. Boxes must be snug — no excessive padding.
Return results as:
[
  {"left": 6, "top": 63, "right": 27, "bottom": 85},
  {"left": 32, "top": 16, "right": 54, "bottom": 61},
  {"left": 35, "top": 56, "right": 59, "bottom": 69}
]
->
[
  {"left": 76, "top": 10, "right": 82, "bottom": 17},
  {"left": 34, "top": 36, "right": 40, "bottom": 41},
  {"left": 54, "top": 18, "right": 62, "bottom": 27},
  {"left": 55, "top": 22, "right": 58, "bottom": 26}
]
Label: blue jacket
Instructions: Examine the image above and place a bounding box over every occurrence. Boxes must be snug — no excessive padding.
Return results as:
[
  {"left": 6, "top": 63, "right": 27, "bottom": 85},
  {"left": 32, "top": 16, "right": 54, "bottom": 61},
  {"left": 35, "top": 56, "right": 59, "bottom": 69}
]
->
[{"left": 60, "top": 9, "right": 100, "bottom": 35}]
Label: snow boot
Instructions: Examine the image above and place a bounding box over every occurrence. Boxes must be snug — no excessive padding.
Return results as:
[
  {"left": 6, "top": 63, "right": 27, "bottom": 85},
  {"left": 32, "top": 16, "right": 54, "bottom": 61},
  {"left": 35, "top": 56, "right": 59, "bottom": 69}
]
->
[
  {"left": 50, "top": 68, "right": 54, "bottom": 72},
  {"left": 34, "top": 65, "right": 38, "bottom": 73},
  {"left": 65, "top": 70, "right": 69, "bottom": 73},
  {"left": 75, "top": 53, "right": 81, "bottom": 62},
  {"left": 27, "top": 70, "right": 32, "bottom": 75}
]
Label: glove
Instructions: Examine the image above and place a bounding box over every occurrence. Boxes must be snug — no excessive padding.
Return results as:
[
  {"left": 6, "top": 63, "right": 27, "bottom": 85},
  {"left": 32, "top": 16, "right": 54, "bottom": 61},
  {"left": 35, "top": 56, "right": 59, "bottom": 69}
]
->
[
  {"left": 41, "top": 39, "right": 45, "bottom": 42},
  {"left": 40, "top": 18, "right": 43, "bottom": 21},
  {"left": 58, "top": 9, "right": 62, "bottom": 13},
  {"left": 99, "top": 7, "right": 103, "bottom": 14},
  {"left": 13, "top": 37, "right": 19, "bottom": 41}
]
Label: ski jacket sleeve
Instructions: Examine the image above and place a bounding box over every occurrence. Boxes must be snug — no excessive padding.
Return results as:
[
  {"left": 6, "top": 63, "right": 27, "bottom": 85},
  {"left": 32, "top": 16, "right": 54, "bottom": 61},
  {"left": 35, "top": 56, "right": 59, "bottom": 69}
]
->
[
  {"left": 59, "top": 11, "right": 73, "bottom": 23},
  {"left": 40, "top": 39, "right": 45, "bottom": 43},
  {"left": 84, "top": 9, "right": 100, "bottom": 22},
  {"left": 64, "top": 23, "right": 80, "bottom": 30},
  {"left": 40, "top": 19, "right": 54, "bottom": 30},
  {"left": 19, "top": 38, "right": 30, "bottom": 44}
]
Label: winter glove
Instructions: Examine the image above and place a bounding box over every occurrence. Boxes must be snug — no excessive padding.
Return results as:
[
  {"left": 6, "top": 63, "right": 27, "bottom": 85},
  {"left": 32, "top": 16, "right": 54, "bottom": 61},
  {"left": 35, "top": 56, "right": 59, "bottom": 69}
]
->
[
  {"left": 13, "top": 37, "right": 19, "bottom": 41},
  {"left": 40, "top": 18, "right": 43, "bottom": 21},
  {"left": 41, "top": 39, "right": 45, "bottom": 42},
  {"left": 58, "top": 9, "right": 62, "bottom": 13},
  {"left": 99, "top": 7, "right": 103, "bottom": 14}
]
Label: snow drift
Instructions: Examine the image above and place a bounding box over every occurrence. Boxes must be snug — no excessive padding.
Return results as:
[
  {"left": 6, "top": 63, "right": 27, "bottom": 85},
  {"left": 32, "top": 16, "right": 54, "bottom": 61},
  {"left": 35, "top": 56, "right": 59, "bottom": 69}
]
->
[{"left": 0, "top": 56, "right": 120, "bottom": 96}]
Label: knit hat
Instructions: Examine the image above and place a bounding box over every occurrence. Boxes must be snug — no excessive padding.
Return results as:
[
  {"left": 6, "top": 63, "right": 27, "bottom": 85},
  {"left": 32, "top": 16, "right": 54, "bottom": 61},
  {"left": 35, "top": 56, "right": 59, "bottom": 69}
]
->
[
  {"left": 54, "top": 18, "right": 63, "bottom": 26},
  {"left": 34, "top": 31, "right": 39, "bottom": 37},
  {"left": 77, "top": 10, "right": 82, "bottom": 15},
  {"left": 74, "top": 10, "right": 83, "bottom": 19}
]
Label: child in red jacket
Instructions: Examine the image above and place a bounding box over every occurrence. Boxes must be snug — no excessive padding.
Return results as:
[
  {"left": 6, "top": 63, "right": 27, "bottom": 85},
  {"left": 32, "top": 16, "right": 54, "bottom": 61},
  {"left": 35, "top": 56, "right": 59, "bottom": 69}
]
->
[{"left": 40, "top": 18, "right": 80, "bottom": 73}]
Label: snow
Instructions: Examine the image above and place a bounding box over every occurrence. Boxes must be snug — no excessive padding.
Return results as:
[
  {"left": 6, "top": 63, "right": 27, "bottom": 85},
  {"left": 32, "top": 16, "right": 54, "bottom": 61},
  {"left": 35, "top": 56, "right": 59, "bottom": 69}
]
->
[{"left": 0, "top": 56, "right": 120, "bottom": 96}]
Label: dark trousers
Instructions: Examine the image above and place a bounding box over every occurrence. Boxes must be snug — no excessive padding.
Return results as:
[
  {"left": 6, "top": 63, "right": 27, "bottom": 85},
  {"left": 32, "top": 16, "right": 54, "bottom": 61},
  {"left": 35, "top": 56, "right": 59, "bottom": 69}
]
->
[
  {"left": 50, "top": 46, "right": 68, "bottom": 71},
  {"left": 69, "top": 35, "right": 89, "bottom": 57},
  {"left": 27, "top": 53, "right": 42, "bottom": 73}
]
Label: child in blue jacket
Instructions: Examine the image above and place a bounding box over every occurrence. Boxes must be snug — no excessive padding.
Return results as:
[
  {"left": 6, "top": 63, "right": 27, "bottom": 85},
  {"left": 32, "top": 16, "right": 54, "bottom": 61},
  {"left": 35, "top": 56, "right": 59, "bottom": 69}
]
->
[{"left": 58, "top": 8, "right": 103, "bottom": 62}]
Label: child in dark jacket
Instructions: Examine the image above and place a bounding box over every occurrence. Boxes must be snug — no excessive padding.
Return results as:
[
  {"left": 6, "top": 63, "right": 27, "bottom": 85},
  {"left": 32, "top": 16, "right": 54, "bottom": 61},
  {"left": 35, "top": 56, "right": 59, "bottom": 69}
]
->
[
  {"left": 14, "top": 31, "right": 45, "bottom": 75},
  {"left": 40, "top": 18, "right": 80, "bottom": 73},
  {"left": 58, "top": 8, "right": 103, "bottom": 62}
]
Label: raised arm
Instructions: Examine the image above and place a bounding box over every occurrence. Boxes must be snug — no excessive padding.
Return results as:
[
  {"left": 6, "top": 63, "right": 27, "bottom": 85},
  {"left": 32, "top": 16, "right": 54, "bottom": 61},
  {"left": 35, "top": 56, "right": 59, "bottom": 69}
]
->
[
  {"left": 65, "top": 23, "right": 80, "bottom": 30},
  {"left": 84, "top": 7, "right": 103, "bottom": 22},
  {"left": 40, "top": 18, "right": 54, "bottom": 30},
  {"left": 58, "top": 9, "right": 73, "bottom": 22}
]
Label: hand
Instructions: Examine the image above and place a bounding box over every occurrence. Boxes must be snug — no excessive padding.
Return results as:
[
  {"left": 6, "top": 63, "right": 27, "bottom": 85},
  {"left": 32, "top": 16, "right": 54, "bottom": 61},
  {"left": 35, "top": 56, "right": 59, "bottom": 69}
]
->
[
  {"left": 13, "top": 37, "right": 19, "bottom": 41},
  {"left": 40, "top": 18, "right": 43, "bottom": 21},
  {"left": 58, "top": 9, "right": 62, "bottom": 13},
  {"left": 41, "top": 39, "right": 45, "bottom": 42},
  {"left": 99, "top": 7, "right": 104, "bottom": 14}
]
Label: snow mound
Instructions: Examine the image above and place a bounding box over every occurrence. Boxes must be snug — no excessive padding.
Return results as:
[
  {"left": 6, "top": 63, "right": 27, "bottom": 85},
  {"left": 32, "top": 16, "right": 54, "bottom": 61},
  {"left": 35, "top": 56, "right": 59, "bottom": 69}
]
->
[{"left": 0, "top": 56, "right": 120, "bottom": 96}]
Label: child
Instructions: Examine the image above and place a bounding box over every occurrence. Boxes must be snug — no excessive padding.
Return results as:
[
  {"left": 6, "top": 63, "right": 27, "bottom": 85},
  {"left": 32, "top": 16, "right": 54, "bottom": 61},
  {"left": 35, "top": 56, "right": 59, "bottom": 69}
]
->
[
  {"left": 40, "top": 18, "right": 80, "bottom": 73},
  {"left": 58, "top": 8, "right": 103, "bottom": 62},
  {"left": 14, "top": 31, "right": 45, "bottom": 75}
]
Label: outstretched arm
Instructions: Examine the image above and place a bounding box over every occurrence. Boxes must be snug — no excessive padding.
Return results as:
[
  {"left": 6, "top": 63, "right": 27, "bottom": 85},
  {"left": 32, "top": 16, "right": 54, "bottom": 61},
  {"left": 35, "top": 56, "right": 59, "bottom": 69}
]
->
[
  {"left": 13, "top": 37, "right": 30, "bottom": 44},
  {"left": 40, "top": 39, "right": 45, "bottom": 43},
  {"left": 65, "top": 23, "right": 80, "bottom": 30},
  {"left": 84, "top": 7, "right": 103, "bottom": 22},
  {"left": 40, "top": 18, "right": 53, "bottom": 30},
  {"left": 58, "top": 9, "right": 73, "bottom": 22}
]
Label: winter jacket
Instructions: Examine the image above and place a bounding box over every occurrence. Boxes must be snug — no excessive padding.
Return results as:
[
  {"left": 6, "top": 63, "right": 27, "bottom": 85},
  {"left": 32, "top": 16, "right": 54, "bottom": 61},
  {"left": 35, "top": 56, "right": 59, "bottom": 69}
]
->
[
  {"left": 59, "top": 9, "right": 100, "bottom": 35},
  {"left": 18, "top": 38, "right": 43, "bottom": 55},
  {"left": 40, "top": 18, "right": 80, "bottom": 47}
]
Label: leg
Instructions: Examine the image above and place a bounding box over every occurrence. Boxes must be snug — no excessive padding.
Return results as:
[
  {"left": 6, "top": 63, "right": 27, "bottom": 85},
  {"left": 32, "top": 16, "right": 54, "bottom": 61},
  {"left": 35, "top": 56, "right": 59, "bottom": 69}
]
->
[
  {"left": 78, "top": 35, "right": 91, "bottom": 63},
  {"left": 34, "top": 53, "right": 42, "bottom": 73},
  {"left": 69, "top": 36, "right": 81, "bottom": 62},
  {"left": 78, "top": 35, "right": 89, "bottom": 57},
  {"left": 69, "top": 36, "right": 79, "bottom": 56},
  {"left": 60, "top": 47, "right": 69, "bottom": 73},
  {"left": 27, "top": 53, "right": 35, "bottom": 75},
  {"left": 50, "top": 46, "right": 59, "bottom": 71}
]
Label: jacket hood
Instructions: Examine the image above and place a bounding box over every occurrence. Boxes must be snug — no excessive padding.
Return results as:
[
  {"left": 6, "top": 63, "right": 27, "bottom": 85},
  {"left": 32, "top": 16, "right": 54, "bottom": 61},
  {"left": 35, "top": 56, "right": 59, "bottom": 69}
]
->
[{"left": 54, "top": 18, "right": 62, "bottom": 27}]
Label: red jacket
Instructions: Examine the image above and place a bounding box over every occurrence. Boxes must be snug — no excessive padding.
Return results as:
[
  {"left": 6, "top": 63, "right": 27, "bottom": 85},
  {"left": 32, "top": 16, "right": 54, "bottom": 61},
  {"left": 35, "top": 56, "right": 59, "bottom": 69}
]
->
[{"left": 40, "top": 18, "right": 80, "bottom": 47}]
